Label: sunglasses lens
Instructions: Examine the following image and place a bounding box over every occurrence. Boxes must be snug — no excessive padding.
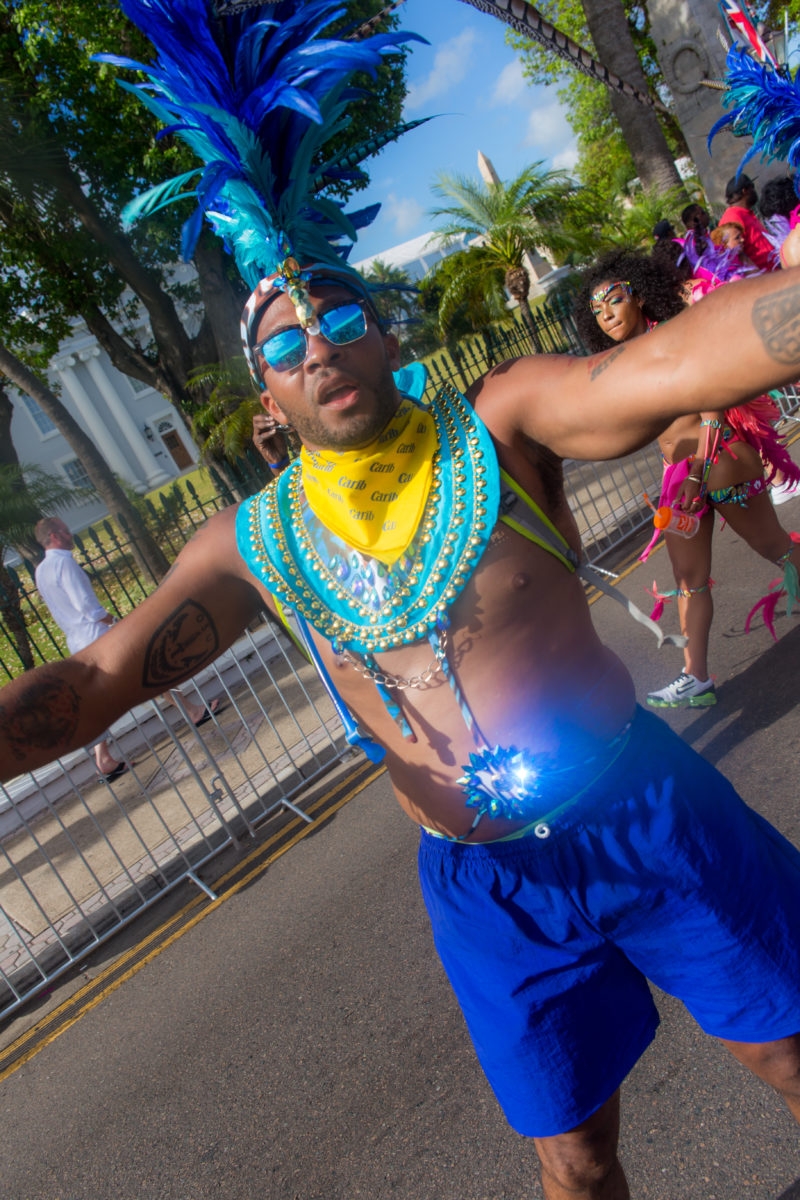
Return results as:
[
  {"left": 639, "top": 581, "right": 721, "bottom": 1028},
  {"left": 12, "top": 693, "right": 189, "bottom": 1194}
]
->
[
  {"left": 321, "top": 302, "right": 367, "bottom": 345},
  {"left": 260, "top": 328, "right": 307, "bottom": 373}
]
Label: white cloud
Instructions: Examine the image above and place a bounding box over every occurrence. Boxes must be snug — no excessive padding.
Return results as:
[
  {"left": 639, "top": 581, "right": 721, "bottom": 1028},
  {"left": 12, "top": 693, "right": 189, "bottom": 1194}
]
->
[
  {"left": 383, "top": 193, "right": 426, "bottom": 238},
  {"left": 490, "top": 60, "right": 528, "bottom": 107},
  {"left": 524, "top": 101, "right": 572, "bottom": 150},
  {"left": 552, "top": 143, "right": 579, "bottom": 173},
  {"left": 405, "top": 29, "right": 478, "bottom": 111}
]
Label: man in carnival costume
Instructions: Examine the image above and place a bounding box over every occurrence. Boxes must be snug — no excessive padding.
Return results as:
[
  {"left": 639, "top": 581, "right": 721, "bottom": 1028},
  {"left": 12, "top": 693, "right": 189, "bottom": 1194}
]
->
[{"left": 2, "top": 4, "right": 800, "bottom": 1196}]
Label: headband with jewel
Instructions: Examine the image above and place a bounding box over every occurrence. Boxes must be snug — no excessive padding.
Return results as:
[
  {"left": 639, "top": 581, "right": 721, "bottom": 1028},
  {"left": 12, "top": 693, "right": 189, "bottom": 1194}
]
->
[
  {"left": 590, "top": 281, "right": 633, "bottom": 307},
  {"left": 94, "top": 0, "right": 427, "bottom": 381}
]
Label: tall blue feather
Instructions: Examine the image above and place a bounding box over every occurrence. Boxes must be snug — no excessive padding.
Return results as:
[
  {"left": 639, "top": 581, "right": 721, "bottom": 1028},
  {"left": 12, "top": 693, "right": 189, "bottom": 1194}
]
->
[
  {"left": 709, "top": 46, "right": 800, "bottom": 176},
  {"left": 94, "top": 0, "right": 426, "bottom": 287}
]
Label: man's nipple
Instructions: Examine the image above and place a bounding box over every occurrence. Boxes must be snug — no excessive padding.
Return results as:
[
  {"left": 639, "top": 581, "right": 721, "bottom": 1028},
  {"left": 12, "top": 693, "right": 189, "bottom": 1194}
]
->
[{"left": 511, "top": 572, "right": 531, "bottom": 591}]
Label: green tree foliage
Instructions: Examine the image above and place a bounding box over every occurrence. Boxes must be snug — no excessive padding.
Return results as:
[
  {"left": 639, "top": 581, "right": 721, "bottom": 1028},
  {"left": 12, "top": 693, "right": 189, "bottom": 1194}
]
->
[
  {"left": 603, "top": 183, "right": 696, "bottom": 249},
  {"left": 186, "top": 358, "right": 261, "bottom": 462}
]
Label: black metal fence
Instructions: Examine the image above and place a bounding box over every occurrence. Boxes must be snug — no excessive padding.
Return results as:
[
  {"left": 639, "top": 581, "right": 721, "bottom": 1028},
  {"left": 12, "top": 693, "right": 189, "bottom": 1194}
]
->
[{"left": 423, "top": 295, "right": 585, "bottom": 396}]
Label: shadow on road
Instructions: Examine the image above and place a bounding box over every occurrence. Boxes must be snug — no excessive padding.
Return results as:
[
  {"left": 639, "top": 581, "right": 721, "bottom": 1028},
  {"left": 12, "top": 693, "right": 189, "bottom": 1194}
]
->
[{"left": 676, "top": 622, "right": 800, "bottom": 766}]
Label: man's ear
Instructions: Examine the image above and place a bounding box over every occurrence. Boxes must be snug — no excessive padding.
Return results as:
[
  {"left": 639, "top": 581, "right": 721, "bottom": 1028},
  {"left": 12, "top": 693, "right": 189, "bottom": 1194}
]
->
[
  {"left": 383, "top": 330, "right": 401, "bottom": 371},
  {"left": 260, "top": 389, "right": 288, "bottom": 426}
]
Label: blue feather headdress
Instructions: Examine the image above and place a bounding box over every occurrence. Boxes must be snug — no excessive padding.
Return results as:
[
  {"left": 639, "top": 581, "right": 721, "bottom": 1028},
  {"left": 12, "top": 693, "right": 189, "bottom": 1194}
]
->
[
  {"left": 95, "top": 0, "right": 426, "bottom": 380},
  {"left": 708, "top": 45, "right": 800, "bottom": 179}
]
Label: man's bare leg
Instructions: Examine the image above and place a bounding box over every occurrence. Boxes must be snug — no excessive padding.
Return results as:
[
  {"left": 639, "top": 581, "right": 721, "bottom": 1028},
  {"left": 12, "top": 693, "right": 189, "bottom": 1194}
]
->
[
  {"left": 533, "top": 1091, "right": 629, "bottom": 1200},
  {"left": 721, "top": 1032, "right": 800, "bottom": 1122},
  {"left": 93, "top": 741, "right": 123, "bottom": 776},
  {"left": 167, "top": 689, "right": 221, "bottom": 727}
]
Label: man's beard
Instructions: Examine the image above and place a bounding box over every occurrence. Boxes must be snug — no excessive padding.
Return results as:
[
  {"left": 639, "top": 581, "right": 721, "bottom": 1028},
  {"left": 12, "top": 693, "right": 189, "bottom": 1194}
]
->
[{"left": 291, "top": 358, "right": 401, "bottom": 452}]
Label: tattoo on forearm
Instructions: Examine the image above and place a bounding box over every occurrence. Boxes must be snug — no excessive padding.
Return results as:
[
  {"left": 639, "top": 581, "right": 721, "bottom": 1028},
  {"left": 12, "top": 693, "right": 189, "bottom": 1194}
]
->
[
  {"left": 0, "top": 676, "right": 80, "bottom": 761},
  {"left": 142, "top": 600, "right": 220, "bottom": 688},
  {"left": 589, "top": 345, "right": 625, "bottom": 380},
  {"left": 752, "top": 285, "right": 800, "bottom": 363}
]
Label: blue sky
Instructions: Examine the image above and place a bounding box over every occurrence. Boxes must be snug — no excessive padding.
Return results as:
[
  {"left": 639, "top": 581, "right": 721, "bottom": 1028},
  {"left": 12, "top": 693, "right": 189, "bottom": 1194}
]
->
[{"left": 349, "top": 0, "right": 577, "bottom": 262}]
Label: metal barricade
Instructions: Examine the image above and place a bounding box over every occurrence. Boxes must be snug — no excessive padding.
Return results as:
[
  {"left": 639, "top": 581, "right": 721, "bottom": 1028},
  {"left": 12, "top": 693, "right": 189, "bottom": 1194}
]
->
[{"left": 0, "top": 617, "right": 346, "bottom": 1018}]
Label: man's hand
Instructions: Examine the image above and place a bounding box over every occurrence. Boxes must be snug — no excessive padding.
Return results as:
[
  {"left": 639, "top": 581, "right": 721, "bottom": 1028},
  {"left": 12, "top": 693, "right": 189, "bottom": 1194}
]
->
[{"left": 252, "top": 412, "right": 289, "bottom": 473}]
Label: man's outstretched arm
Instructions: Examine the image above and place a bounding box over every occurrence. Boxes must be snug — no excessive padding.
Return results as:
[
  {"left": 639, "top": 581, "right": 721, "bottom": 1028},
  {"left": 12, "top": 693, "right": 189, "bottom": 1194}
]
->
[
  {"left": 0, "top": 507, "right": 264, "bottom": 784},
  {"left": 476, "top": 266, "right": 800, "bottom": 461}
]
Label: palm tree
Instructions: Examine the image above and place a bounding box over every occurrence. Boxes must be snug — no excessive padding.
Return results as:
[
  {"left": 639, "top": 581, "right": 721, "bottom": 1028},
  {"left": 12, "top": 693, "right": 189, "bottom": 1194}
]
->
[
  {"left": 429, "top": 164, "right": 591, "bottom": 346},
  {"left": 359, "top": 260, "right": 419, "bottom": 338},
  {"left": 187, "top": 357, "right": 261, "bottom": 462},
  {"left": 601, "top": 183, "right": 696, "bottom": 251}
]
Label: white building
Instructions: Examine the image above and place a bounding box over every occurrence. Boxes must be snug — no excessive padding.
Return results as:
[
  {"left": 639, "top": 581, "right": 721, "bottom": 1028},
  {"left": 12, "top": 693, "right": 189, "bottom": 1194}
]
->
[
  {"left": 9, "top": 320, "right": 201, "bottom": 533},
  {"left": 353, "top": 230, "right": 472, "bottom": 281}
]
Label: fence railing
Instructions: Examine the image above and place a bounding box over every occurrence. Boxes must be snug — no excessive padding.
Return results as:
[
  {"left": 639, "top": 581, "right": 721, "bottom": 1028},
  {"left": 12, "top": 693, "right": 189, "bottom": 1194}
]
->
[
  {"left": 0, "top": 619, "right": 347, "bottom": 1018},
  {"left": 1, "top": 297, "right": 798, "bottom": 1022}
]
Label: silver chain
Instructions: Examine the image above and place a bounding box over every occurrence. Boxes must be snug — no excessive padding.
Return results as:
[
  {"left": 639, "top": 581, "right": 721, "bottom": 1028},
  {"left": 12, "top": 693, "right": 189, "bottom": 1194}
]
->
[{"left": 338, "top": 627, "right": 449, "bottom": 690}]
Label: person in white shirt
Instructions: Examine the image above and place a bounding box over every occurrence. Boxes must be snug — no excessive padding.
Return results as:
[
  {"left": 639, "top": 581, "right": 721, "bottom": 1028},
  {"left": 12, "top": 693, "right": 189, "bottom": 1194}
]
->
[{"left": 34, "top": 517, "right": 218, "bottom": 780}]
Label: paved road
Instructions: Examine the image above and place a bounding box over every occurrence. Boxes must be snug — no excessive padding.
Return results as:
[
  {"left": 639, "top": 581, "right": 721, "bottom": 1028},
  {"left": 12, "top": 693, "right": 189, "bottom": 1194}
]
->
[{"left": 1, "top": 495, "right": 799, "bottom": 1200}]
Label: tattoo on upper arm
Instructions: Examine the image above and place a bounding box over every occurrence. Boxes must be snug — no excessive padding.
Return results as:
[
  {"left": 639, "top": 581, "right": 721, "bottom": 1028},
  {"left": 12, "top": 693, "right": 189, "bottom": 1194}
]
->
[
  {"left": 1, "top": 675, "right": 80, "bottom": 761},
  {"left": 143, "top": 600, "right": 220, "bottom": 688},
  {"left": 752, "top": 285, "right": 800, "bottom": 363},
  {"left": 589, "top": 345, "right": 625, "bottom": 380}
]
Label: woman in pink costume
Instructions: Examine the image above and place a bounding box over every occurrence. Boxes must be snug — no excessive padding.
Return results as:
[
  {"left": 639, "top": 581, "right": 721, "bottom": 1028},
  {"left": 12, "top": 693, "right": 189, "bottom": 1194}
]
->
[{"left": 574, "top": 249, "right": 800, "bottom": 708}]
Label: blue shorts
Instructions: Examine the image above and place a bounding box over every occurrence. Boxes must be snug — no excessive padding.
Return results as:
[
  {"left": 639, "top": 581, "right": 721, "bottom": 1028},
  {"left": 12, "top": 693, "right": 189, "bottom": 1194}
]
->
[{"left": 417, "top": 707, "right": 800, "bottom": 1138}]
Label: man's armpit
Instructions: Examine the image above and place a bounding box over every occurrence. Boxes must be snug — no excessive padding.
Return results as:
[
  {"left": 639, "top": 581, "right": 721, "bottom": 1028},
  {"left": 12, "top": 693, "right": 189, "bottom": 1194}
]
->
[
  {"left": 0, "top": 674, "right": 80, "bottom": 761},
  {"left": 752, "top": 284, "right": 800, "bottom": 363},
  {"left": 142, "top": 600, "right": 220, "bottom": 689},
  {"left": 588, "top": 345, "right": 626, "bottom": 381}
]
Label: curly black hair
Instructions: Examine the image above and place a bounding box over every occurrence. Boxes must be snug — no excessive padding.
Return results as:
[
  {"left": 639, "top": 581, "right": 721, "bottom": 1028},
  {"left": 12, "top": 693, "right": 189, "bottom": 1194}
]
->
[
  {"left": 759, "top": 176, "right": 798, "bottom": 221},
  {"left": 572, "top": 249, "right": 685, "bottom": 354}
]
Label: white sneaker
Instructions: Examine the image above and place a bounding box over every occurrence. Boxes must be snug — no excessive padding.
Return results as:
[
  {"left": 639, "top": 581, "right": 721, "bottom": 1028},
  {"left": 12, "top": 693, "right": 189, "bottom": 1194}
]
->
[
  {"left": 646, "top": 672, "right": 717, "bottom": 708},
  {"left": 771, "top": 477, "right": 800, "bottom": 505}
]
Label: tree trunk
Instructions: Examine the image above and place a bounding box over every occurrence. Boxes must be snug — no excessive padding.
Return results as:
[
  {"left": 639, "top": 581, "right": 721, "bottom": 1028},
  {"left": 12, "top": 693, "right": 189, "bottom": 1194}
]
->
[
  {"left": 0, "top": 396, "right": 36, "bottom": 667},
  {"left": 580, "top": 0, "right": 686, "bottom": 197},
  {"left": 0, "top": 343, "right": 170, "bottom": 583},
  {"left": 193, "top": 235, "right": 249, "bottom": 366},
  {"left": 50, "top": 157, "right": 196, "bottom": 385},
  {"left": 505, "top": 266, "right": 544, "bottom": 353},
  {"left": 0, "top": 387, "right": 16, "bottom": 469}
]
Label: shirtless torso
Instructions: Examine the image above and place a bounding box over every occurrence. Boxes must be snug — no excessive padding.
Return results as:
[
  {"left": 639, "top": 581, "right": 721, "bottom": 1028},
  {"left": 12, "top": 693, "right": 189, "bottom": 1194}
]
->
[{"left": 183, "top": 400, "right": 635, "bottom": 843}]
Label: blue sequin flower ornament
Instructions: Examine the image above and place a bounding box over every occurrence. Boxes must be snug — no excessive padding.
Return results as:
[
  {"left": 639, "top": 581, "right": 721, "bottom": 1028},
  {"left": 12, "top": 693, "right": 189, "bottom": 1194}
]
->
[{"left": 458, "top": 745, "right": 545, "bottom": 822}]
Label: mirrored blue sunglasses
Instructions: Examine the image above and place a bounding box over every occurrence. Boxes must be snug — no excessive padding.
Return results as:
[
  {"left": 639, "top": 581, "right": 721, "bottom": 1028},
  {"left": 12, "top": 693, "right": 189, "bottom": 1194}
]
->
[{"left": 256, "top": 301, "right": 369, "bottom": 373}]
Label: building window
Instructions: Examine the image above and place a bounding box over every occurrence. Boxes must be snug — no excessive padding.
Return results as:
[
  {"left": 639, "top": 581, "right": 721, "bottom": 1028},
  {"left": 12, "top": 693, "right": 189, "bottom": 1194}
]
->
[
  {"left": 20, "top": 394, "right": 56, "bottom": 435},
  {"left": 61, "top": 458, "right": 95, "bottom": 493},
  {"left": 129, "top": 375, "right": 153, "bottom": 395}
]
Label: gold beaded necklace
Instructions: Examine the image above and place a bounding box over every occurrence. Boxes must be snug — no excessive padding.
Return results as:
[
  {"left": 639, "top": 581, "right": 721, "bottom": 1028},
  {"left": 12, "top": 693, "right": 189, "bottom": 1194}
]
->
[{"left": 240, "top": 384, "right": 500, "bottom": 658}]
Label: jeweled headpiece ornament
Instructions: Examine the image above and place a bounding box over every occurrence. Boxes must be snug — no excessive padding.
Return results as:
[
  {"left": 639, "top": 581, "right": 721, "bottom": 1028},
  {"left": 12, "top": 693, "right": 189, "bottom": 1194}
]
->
[{"left": 95, "top": 0, "right": 426, "bottom": 381}]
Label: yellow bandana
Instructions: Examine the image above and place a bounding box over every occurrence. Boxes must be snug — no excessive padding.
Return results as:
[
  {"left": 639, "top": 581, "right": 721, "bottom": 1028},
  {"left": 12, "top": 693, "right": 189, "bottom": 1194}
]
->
[{"left": 300, "top": 400, "right": 437, "bottom": 564}]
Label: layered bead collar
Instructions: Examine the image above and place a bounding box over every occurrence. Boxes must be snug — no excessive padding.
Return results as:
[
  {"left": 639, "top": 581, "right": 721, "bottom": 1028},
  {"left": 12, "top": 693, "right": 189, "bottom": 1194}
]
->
[{"left": 238, "top": 384, "right": 500, "bottom": 656}]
